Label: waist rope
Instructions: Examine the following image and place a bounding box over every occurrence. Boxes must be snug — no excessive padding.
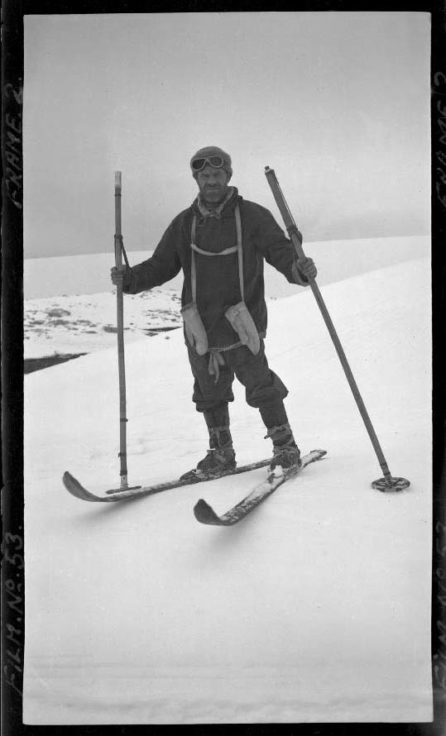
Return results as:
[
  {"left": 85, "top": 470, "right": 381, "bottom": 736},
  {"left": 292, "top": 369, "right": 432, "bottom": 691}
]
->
[
  {"left": 207, "top": 332, "right": 266, "bottom": 381},
  {"left": 208, "top": 345, "right": 238, "bottom": 383}
]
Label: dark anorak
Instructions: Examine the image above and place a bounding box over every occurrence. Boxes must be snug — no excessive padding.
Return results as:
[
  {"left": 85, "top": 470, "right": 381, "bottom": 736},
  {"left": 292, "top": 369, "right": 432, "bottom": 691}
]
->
[{"left": 122, "top": 188, "right": 304, "bottom": 350}]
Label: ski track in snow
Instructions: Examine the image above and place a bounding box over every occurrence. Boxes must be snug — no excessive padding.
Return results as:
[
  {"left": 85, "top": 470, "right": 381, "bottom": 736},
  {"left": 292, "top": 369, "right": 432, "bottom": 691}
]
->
[{"left": 23, "top": 251, "right": 432, "bottom": 725}]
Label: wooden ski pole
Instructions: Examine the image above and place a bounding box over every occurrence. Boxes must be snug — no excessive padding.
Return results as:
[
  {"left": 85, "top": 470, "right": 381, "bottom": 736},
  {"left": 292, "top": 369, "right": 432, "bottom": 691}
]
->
[
  {"left": 114, "top": 171, "right": 129, "bottom": 489},
  {"left": 264, "top": 166, "right": 409, "bottom": 492}
]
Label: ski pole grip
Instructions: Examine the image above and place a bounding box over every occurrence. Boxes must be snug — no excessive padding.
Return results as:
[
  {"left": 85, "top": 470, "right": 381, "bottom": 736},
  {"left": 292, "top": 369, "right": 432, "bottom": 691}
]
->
[{"left": 264, "top": 166, "right": 306, "bottom": 261}]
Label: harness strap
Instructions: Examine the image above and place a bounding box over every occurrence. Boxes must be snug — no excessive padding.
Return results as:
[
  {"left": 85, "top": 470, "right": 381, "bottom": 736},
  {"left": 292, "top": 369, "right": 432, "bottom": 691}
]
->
[
  {"left": 235, "top": 204, "right": 244, "bottom": 301},
  {"left": 191, "top": 203, "right": 243, "bottom": 303},
  {"left": 191, "top": 243, "right": 237, "bottom": 257},
  {"left": 190, "top": 204, "right": 248, "bottom": 379}
]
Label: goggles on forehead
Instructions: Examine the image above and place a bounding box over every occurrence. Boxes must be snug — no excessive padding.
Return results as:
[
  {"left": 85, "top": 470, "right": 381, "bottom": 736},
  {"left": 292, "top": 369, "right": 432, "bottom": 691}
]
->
[{"left": 191, "top": 155, "right": 226, "bottom": 172}]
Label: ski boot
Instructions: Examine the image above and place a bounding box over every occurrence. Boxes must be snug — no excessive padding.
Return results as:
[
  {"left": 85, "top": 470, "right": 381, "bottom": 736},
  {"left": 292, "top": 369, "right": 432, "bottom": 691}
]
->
[
  {"left": 180, "top": 405, "right": 236, "bottom": 481},
  {"left": 266, "top": 423, "right": 301, "bottom": 477},
  {"left": 197, "top": 429, "right": 236, "bottom": 477}
]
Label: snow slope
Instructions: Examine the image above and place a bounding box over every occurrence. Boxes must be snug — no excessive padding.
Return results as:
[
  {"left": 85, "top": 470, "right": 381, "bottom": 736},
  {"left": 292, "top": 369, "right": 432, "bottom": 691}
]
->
[{"left": 23, "top": 258, "right": 432, "bottom": 724}]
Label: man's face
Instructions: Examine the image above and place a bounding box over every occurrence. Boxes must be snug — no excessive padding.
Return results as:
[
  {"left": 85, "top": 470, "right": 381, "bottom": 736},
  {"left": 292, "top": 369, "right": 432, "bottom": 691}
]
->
[{"left": 196, "top": 165, "right": 230, "bottom": 205}]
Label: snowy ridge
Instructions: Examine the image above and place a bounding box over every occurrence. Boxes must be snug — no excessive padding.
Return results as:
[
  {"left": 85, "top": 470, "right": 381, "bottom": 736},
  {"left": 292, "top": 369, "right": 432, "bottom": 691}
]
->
[
  {"left": 24, "top": 257, "right": 432, "bottom": 724},
  {"left": 24, "top": 235, "right": 428, "bottom": 299}
]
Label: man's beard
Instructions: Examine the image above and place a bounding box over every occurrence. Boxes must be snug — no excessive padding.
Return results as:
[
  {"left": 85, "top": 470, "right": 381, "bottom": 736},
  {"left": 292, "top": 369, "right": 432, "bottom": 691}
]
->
[{"left": 201, "top": 184, "right": 228, "bottom": 205}]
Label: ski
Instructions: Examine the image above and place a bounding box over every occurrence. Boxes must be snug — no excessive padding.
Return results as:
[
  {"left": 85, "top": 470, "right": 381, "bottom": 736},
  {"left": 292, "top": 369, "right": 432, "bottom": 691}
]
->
[
  {"left": 62, "top": 457, "right": 273, "bottom": 503},
  {"left": 193, "top": 449, "right": 327, "bottom": 526}
]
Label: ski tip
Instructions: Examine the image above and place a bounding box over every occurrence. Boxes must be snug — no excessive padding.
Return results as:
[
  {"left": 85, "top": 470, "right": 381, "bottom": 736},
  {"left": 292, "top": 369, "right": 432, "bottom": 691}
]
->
[
  {"left": 193, "top": 498, "right": 211, "bottom": 517},
  {"left": 63, "top": 470, "right": 79, "bottom": 491},
  {"left": 310, "top": 449, "right": 327, "bottom": 458},
  {"left": 193, "top": 498, "right": 221, "bottom": 525},
  {"left": 62, "top": 470, "right": 94, "bottom": 501}
]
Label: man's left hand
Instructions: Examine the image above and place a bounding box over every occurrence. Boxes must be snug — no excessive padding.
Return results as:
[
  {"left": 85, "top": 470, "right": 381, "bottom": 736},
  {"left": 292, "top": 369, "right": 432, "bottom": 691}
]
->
[{"left": 296, "top": 256, "right": 317, "bottom": 284}]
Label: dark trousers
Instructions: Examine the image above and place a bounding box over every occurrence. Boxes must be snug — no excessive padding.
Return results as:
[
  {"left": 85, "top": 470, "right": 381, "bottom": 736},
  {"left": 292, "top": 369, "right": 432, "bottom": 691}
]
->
[{"left": 186, "top": 339, "right": 289, "bottom": 428}]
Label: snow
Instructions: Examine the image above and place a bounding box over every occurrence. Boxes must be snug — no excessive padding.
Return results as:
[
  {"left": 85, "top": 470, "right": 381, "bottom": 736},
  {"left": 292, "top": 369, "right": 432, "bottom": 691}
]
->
[
  {"left": 23, "top": 252, "right": 432, "bottom": 725},
  {"left": 24, "top": 287, "right": 182, "bottom": 358}
]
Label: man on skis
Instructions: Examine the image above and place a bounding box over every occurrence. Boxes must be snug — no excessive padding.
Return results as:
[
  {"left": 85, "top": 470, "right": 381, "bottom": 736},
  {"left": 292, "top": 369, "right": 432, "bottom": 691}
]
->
[{"left": 111, "top": 146, "right": 317, "bottom": 480}]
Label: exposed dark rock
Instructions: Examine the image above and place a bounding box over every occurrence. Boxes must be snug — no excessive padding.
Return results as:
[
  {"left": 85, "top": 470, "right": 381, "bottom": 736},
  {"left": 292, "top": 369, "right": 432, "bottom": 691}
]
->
[{"left": 24, "top": 353, "right": 87, "bottom": 374}]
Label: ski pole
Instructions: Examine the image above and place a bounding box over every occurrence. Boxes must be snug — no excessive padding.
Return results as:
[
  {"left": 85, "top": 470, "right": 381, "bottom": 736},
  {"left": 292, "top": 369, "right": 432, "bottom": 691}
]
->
[
  {"left": 264, "top": 166, "right": 409, "bottom": 492},
  {"left": 114, "top": 171, "right": 129, "bottom": 489}
]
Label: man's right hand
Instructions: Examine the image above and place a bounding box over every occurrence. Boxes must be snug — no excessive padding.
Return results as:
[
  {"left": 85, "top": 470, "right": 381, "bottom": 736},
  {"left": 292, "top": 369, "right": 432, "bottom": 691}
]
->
[{"left": 111, "top": 265, "right": 128, "bottom": 288}]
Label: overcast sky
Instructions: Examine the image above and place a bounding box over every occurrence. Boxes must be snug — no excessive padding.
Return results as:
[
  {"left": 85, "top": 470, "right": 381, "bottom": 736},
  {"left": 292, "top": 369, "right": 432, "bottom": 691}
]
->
[{"left": 24, "top": 12, "right": 430, "bottom": 259}]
